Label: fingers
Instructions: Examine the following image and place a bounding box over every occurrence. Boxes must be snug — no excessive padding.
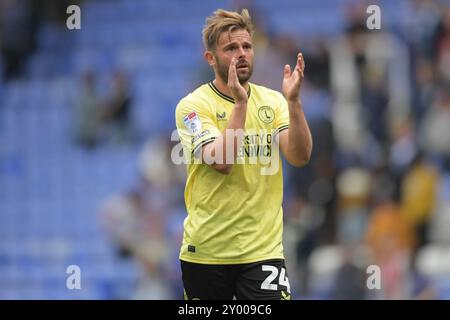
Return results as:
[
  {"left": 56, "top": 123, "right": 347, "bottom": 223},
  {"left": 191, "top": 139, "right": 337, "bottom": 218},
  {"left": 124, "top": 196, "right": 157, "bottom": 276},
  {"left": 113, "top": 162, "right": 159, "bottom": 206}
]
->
[
  {"left": 295, "top": 65, "right": 304, "bottom": 79},
  {"left": 285, "top": 53, "right": 305, "bottom": 80},
  {"left": 296, "top": 53, "right": 305, "bottom": 78},
  {"left": 227, "top": 57, "right": 247, "bottom": 102},
  {"left": 298, "top": 53, "right": 305, "bottom": 70},
  {"left": 228, "top": 57, "right": 238, "bottom": 85}
]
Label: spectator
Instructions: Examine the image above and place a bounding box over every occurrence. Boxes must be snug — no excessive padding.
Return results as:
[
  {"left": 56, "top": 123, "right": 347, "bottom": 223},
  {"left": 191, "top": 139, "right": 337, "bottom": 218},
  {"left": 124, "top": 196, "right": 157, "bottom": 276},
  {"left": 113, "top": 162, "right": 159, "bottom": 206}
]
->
[
  {"left": 73, "top": 71, "right": 102, "bottom": 149},
  {"left": 401, "top": 153, "right": 439, "bottom": 250},
  {"left": 365, "top": 200, "right": 415, "bottom": 299},
  {"left": 100, "top": 187, "right": 171, "bottom": 299},
  {"left": 420, "top": 85, "right": 450, "bottom": 169},
  {"left": 0, "top": 0, "right": 37, "bottom": 81},
  {"left": 331, "top": 245, "right": 367, "bottom": 300},
  {"left": 101, "top": 70, "right": 133, "bottom": 144}
]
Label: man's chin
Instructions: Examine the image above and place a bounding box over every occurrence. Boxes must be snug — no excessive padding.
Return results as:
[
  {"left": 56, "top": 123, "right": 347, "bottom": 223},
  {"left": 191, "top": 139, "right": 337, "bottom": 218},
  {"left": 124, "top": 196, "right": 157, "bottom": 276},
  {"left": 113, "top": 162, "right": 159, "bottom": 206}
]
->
[{"left": 238, "top": 74, "right": 251, "bottom": 85}]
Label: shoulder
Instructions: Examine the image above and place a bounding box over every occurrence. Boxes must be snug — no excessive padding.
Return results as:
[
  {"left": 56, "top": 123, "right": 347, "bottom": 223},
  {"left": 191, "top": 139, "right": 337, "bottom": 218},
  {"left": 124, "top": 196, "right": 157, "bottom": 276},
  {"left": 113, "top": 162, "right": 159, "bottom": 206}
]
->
[{"left": 176, "top": 84, "right": 214, "bottom": 115}]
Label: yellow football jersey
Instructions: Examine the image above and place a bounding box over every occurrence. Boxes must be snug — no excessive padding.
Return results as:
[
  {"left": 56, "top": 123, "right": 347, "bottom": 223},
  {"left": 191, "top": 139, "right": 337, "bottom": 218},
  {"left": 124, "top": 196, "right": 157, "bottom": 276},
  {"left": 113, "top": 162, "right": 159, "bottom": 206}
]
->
[{"left": 175, "top": 82, "right": 289, "bottom": 264}]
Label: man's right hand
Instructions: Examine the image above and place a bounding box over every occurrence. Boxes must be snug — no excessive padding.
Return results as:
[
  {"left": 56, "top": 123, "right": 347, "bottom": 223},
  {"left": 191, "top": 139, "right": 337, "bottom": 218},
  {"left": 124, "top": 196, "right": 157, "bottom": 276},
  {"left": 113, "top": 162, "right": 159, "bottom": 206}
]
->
[{"left": 227, "top": 57, "right": 248, "bottom": 104}]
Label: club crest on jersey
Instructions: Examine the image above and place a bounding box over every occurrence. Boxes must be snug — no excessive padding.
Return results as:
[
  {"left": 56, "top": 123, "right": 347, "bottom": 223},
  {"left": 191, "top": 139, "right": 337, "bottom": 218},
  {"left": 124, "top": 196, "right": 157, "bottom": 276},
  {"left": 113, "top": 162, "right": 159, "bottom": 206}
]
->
[
  {"left": 184, "top": 111, "right": 202, "bottom": 135},
  {"left": 258, "top": 106, "right": 275, "bottom": 123}
]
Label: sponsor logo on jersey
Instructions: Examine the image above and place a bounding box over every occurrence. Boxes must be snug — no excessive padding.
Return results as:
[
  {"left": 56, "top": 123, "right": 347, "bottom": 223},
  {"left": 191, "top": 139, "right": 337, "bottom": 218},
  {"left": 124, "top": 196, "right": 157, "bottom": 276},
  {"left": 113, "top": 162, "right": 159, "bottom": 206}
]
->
[
  {"left": 192, "top": 130, "right": 211, "bottom": 143},
  {"left": 216, "top": 111, "right": 227, "bottom": 121}
]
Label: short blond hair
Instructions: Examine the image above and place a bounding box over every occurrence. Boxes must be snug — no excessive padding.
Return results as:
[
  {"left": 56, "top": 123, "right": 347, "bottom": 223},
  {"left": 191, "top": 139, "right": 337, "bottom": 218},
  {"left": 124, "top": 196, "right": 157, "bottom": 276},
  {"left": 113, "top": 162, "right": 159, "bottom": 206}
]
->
[{"left": 202, "top": 8, "right": 254, "bottom": 51}]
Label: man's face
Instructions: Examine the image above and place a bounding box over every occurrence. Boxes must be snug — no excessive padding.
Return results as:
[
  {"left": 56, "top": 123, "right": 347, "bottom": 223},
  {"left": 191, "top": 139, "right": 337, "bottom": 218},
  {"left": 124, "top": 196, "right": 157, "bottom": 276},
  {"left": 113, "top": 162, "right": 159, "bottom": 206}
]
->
[{"left": 212, "top": 28, "right": 254, "bottom": 85}]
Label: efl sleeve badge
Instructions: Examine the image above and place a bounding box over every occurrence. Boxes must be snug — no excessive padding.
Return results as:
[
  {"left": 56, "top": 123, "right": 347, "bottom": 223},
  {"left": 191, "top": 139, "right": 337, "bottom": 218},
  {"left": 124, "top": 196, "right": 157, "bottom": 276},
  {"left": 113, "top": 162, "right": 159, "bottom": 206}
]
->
[{"left": 183, "top": 111, "right": 202, "bottom": 135}]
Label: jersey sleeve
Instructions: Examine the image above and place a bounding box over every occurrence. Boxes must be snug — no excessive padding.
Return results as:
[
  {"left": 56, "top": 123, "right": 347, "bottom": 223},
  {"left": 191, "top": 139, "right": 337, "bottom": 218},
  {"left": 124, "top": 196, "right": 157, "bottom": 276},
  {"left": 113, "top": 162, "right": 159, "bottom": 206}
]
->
[
  {"left": 175, "top": 96, "right": 221, "bottom": 161},
  {"left": 274, "top": 92, "right": 290, "bottom": 136}
]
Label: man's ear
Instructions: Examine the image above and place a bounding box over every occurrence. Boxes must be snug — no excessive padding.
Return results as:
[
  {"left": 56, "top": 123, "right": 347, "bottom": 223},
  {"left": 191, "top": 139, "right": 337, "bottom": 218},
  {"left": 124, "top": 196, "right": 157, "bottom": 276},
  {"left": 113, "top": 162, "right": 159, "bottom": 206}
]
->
[{"left": 204, "top": 51, "right": 215, "bottom": 67}]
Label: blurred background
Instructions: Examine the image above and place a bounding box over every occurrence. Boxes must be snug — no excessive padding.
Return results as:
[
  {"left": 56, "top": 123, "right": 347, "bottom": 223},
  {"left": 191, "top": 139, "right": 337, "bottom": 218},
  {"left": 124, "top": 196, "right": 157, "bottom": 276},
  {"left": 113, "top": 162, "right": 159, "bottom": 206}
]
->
[{"left": 1, "top": 0, "right": 450, "bottom": 299}]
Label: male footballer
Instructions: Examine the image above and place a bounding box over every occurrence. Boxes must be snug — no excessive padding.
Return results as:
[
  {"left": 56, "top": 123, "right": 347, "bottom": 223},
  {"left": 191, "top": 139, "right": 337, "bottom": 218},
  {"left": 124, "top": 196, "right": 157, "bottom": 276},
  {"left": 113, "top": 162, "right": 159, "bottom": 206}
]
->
[{"left": 175, "top": 8, "right": 312, "bottom": 300}]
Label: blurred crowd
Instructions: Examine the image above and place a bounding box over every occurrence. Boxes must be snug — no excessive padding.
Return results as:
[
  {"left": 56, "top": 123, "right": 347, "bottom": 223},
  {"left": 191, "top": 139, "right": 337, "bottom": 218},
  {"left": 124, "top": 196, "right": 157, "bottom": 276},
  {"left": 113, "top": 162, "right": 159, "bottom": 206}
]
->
[
  {"left": 0, "top": 0, "right": 77, "bottom": 81},
  {"left": 277, "top": 0, "right": 450, "bottom": 299},
  {"left": 101, "top": 1, "right": 450, "bottom": 299}
]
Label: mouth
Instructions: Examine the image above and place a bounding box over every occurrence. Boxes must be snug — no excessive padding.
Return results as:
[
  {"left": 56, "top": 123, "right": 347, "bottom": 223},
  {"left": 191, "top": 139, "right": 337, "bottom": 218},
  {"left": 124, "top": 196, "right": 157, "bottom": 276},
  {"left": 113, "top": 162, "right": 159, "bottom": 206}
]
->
[{"left": 237, "top": 64, "right": 249, "bottom": 70}]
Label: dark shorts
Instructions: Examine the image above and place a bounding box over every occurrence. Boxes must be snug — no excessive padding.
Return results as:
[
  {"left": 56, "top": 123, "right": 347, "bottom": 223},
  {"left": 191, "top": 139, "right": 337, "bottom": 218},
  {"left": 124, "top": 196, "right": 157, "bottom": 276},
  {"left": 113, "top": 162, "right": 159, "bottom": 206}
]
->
[{"left": 180, "top": 259, "right": 291, "bottom": 300}]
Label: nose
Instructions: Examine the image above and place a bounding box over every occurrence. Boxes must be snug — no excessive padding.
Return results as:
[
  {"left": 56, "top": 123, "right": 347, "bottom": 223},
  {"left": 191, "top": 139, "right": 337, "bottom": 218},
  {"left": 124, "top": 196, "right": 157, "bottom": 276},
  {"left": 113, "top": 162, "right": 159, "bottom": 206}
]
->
[{"left": 237, "top": 46, "right": 246, "bottom": 59}]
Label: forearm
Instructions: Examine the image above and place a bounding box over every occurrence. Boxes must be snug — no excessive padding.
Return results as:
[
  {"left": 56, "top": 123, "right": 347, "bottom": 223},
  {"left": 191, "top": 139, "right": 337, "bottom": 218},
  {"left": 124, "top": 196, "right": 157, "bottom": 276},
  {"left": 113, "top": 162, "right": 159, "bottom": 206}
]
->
[
  {"left": 285, "top": 100, "right": 312, "bottom": 166},
  {"left": 203, "top": 102, "right": 247, "bottom": 173}
]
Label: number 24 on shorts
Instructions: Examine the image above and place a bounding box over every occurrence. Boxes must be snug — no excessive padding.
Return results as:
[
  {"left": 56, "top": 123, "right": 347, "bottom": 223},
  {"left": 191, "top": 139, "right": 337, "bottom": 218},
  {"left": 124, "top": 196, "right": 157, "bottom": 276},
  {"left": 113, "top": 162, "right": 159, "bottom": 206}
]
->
[{"left": 261, "top": 265, "right": 291, "bottom": 293}]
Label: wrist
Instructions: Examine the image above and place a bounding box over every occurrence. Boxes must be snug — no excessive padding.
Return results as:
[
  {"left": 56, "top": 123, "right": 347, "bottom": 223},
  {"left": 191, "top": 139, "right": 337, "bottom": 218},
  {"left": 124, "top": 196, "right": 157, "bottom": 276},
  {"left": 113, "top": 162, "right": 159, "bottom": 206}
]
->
[
  {"left": 287, "top": 99, "right": 302, "bottom": 108},
  {"left": 286, "top": 92, "right": 298, "bottom": 100},
  {"left": 234, "top": 101, "right": 248, "bottom": 108}
]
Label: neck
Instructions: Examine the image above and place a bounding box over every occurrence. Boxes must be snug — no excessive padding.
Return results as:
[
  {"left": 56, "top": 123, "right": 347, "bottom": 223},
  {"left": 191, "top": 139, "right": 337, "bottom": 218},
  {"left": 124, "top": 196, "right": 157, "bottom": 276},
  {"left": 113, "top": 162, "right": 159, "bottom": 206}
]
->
[{"left": 213, "top": 77, "right": 249, "bottom": 98}]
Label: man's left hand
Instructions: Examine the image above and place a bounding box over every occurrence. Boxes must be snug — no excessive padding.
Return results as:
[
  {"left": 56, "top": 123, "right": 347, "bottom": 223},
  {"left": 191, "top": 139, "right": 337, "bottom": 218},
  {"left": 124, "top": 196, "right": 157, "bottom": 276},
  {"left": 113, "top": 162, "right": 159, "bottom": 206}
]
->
[{"left": 282, "top": 53, "right": 305, "bottom": 103}]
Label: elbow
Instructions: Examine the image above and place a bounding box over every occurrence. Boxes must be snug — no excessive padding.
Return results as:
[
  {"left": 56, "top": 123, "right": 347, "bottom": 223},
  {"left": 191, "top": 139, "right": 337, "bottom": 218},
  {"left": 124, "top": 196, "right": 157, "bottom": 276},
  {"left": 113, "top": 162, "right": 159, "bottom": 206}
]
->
[
  {"left": 288, "top": 157, "right": 310, "bottom": 168},
  {"left": 289, "top": 148, "right": 312, "bottom": 168}
]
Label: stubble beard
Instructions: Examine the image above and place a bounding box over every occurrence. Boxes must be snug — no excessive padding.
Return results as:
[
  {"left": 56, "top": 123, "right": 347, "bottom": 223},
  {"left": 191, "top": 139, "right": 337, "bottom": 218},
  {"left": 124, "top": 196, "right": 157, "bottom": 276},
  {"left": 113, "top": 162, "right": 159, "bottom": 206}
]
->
[{"left": 215, "top": 55, "right": 253, "bottom": 86}]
